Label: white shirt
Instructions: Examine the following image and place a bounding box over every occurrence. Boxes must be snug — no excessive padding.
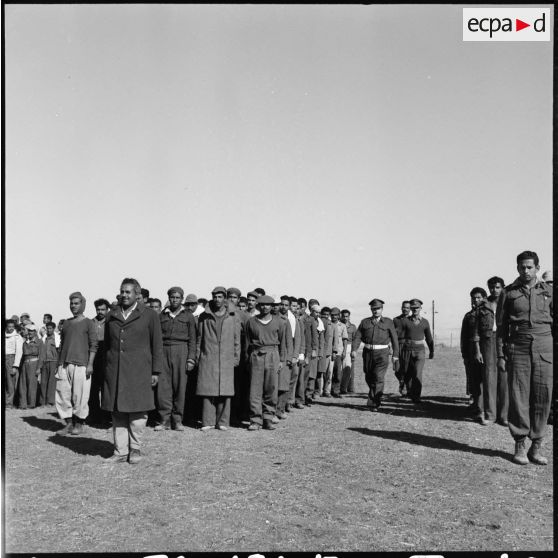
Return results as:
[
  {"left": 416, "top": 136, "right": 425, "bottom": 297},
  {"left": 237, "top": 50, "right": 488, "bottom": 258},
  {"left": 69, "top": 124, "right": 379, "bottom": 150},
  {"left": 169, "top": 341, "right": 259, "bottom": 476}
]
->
[
  {"left": 287, "top": 310, "right": 297, "bottom": 339},
  {"left": 121, "top": 302, "right": 138, "bottom": 321}
]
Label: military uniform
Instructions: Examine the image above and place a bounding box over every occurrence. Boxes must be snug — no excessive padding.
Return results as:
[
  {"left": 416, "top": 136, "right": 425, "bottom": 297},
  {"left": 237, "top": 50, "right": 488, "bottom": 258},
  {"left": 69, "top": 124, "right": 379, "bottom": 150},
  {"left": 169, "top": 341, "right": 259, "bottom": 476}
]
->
[{"left": 499, "top": 279, "right": 553, "bottom": 449}]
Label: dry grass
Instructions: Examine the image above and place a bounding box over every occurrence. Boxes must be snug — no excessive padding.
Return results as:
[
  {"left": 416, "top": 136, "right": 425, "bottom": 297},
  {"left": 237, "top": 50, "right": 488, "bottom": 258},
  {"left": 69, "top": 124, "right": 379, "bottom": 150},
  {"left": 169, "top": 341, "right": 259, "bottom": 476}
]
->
[{"left": 4, "top": 347, "right": 553, "bottom": 552}]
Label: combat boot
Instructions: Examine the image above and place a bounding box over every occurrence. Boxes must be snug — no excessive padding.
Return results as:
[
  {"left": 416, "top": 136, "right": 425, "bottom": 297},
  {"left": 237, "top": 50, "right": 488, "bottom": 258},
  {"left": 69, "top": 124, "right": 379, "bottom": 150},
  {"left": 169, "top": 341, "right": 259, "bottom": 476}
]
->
[
  {"left": 512, "top": 438, "right": 529, "bottom": 465},
  {"left": 527, "top": 439, "right": 548, "bottom": 466}
]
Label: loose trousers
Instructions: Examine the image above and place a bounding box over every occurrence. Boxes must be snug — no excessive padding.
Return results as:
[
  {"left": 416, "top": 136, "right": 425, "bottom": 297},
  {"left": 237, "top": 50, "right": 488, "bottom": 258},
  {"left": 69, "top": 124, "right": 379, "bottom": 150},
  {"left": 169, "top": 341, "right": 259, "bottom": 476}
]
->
[
  {"left": 55, "top": 364, "right": 91, "bottom": 420},
  {"left": 288, "top": 361, "right": 301, "bottom": 405},
  {"left": 40, "top": 361, "right": 57, "bottom": 406},
  {"left": 295, "top": 361, "right": 308, "bottom": 404},
  {"left": 304, "top": 358, "right": 318, "bottom": 401},
  {"left": 340, "top": 344, "right": 353, "bottom": 393},
  {"left": 112, "top": 411, "right": 147, "bottom": 456},
  {"left": 507, "top": 334, "right": 552, "bottom": 441},
  {"left": 88, "top": 347, "right": 109, "bottom": 423},
  {"left": 202, "top": 396, "right": 231, "bottom": 428},
  {"left": 277, "top": 362, "right": 292, "bottom": 413},
  {"left": 249, "top": 349, "right": 279, "bottom": 424},
  {"left": 18, "top": 359, "right": 40, "bottom": 409},
  {"left": 394, "top": 340, "right": 407, "bottom": 384},
  {"left": 330, "top": 354, "right": 343, "bottom": 396},
  {"left": 479, "top": 336, "right": 498, "bottom": 421},
  {"left": 363, "top": 348, "right": 390, "bottom": 407},
  {"left": 157, "top": 344, "right": 189, "bottom": 426},
  {"left": 4, "top": 354, "right": 18, "bottom": 408},
  {"left": 231, "top": 359, "right": 250, "bottom": 423},
  {"left": 401, "top": 346, "right": 426, "bottom": 402},
  {"left": 463, "top": 357, "right": 484, "bottom": 417}
]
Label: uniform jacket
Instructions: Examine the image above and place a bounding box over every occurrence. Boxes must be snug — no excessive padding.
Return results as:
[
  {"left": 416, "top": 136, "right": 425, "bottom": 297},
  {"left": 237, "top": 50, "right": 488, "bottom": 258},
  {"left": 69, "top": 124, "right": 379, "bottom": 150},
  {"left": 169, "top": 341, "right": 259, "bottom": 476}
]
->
[
  {"left": 160, "top": 306, "right": 197, "bottom": 361},
  {"left": 302, "top": 314, "right": 318, "bottom": 355},
  {"left": 323, "top": 319, "right": 334, "bottom": 357},
  {"left": 353, "top": 316, "right": 399, "bottom": 358},
  {"left": 102, "top": 304, "right": 163, "bottom": 413},
  {"left": 196, "top": 303, "right": 241, "bottom": 397}
]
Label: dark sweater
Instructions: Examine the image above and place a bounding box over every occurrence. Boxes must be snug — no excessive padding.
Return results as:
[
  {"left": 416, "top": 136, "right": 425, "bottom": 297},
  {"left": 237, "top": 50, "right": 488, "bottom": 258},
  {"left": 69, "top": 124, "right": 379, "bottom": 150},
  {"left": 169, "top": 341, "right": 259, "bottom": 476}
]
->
[{"left": 58, "top": 317, "right": 98, "bottom": 366}]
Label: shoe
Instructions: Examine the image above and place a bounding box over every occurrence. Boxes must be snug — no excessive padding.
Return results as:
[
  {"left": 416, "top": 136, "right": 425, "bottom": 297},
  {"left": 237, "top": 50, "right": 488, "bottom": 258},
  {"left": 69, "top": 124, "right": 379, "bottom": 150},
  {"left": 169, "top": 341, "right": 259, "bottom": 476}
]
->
[
  {"left": 271, "top": 415, "right": 280, "bottom": 424},
  {"left": 512, "top": 439, "right": 529, "bottom": 465},
  {"left": 479, "top": 417, "right": 489, "bottom": 426},
  {"left": 58, "top": 418, "right": 73, "bottom": 435},
  {"left": 128, "top": 449, "right": 142, "bottom": 465},
  {"left": 71, "top": 422, "right": 84, "bottom": 436},
  {"left": 173, "top": 423, "right": 185, "bottom": 431},
  {"left": 216, "top": 425, "right": 228, "bottom": 431},
  {"left": 340, "top": 391, "right": 348, "bottom": 395},
  {"left": 248, "top": 423, "right": 262, "bottom": 431},
  {"left": 294, "top": 402, "right": 305, "bottom": 409},
  {"left": 276, "top": 411, "right": 288, "bottom": 420},
  {"left": 305, "top": 398, "right": 313, "bottom": 406},
  {"left": 332, "top": 393, "right": 341, "bottom": 398},
  {"left": 369, "top": 406, "right": 378, "bottom": 412},
  {"left": 104, "top": 453, "right": 128, "bottom": 464},
  {"left": 497, "top": 419, "right": 509, "bottom": 427},
  {"left": 154, "top": 423, "right": 170, "bottom": 431},
  {"left": 263, "top": 419, "right": 276, "bottom": 430},
  {"left": 200, "top": 425, "right": 214, "bottom": 432},
  {"left": 285, "top": 403, "right": 292, "bottom": 412},
  {"left": 527, "top": 439, "right": 548, "bottom": 466}
]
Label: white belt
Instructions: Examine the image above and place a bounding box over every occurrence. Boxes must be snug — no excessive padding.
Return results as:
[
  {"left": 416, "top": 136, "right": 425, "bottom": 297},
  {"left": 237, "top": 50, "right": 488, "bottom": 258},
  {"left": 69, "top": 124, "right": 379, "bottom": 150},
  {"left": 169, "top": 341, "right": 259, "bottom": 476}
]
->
[{"left": 364, "top": 344, "right": 389, "bottom": 350}]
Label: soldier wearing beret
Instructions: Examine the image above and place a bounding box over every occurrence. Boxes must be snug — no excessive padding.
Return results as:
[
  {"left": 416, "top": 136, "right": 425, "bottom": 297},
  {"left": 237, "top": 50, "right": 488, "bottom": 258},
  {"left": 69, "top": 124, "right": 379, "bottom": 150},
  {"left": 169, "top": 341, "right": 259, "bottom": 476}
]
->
[
  {"left": 352, "top": 299, "right": 399, "bottom": 411},
  {"left": 498, "top": 250, "right": 553, "bottom": 465},
  {"left": 399, "top": 299, "right": 434, "bottom": 404},
  {"left": 155, "top": 286, "right": 197, "bottom": 432}
]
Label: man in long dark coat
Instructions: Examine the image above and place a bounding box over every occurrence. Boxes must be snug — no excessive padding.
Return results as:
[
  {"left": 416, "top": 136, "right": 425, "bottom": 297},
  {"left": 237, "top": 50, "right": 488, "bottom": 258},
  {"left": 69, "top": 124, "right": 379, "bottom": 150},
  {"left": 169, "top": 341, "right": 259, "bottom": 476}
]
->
[{"left": 102, "top": 278, "right": 163, "bottom": 464}]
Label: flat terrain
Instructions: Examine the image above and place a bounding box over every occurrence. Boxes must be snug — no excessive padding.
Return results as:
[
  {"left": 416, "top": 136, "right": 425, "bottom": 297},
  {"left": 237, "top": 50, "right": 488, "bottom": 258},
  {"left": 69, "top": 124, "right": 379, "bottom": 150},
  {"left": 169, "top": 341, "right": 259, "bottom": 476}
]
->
[{"left": 4, "top": 347, "right": 553, "bottom": 553}]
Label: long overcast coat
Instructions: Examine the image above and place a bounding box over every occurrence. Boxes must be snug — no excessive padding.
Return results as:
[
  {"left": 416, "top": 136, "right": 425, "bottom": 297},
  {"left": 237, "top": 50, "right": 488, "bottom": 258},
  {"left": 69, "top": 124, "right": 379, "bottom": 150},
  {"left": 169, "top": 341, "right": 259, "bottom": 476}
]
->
[
  {"left": 102, "top": 304, "right": 163, "bottom": 413},
  {"left": 196, "top": 303, "right": 241, "bottom": 397}
]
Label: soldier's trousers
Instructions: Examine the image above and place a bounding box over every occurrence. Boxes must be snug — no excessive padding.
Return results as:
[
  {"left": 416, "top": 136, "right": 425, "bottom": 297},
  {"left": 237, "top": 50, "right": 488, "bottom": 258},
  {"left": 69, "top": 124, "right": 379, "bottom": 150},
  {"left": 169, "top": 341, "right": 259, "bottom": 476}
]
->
[
  {"left": 157, "top": 344, "right": 189, "bottom": 427},
  {"left": 401, "top": 346, "right": 426, "bottom": 402},
  {"left": 507, "top": 334, "right": 552, "bottom": 441},
  {"left": 19, "top": 358, "right": 39, "bottom": 409},
  {"left": 463, "top": 357, "right": 484, "bottom": 416},
  {"left": 40, "top": 361, "right": 57, "bottom": 406},
  {"left": 249, "top": 349, "right": 279, "bottom": 424},
  {"left": 363, "top": 348, "right": 390, "bottom": 407},
  {"left": 479, "top": 336, "right": 498, "bottom": 421},
  {"left": 4, "top": 354, "right": 18, "bottom": 408},
  {"left": 305, "top": 357, "right": 318, "bottom": 401},
  {"left": 330, "top": 354, "right": 343, "bottom": 396},
  {"left": 394, "top": 340, "right": 407, "bottom": 384},
  {"left": 295, "top": 361, "right": 309, "bottom": 404},
  {"left": 276, "top": 362, "right": 292, "bottom": 413}
]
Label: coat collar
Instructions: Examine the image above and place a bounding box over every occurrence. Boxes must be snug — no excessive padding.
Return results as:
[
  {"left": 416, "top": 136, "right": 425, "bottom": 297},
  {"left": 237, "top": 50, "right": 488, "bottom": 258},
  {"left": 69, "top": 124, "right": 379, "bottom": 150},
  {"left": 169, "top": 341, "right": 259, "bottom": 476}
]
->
[
  {"left": 203, "top": 302, "right": 236, "bottom": 319},
  {"left": 109, "top": 302, "right": 146, "bottom": 325}
]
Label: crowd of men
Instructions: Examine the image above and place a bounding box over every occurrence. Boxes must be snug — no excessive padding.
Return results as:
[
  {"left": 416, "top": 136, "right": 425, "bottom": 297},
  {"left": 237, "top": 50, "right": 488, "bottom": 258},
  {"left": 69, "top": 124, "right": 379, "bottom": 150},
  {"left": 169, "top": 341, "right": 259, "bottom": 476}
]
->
[{"left": 3, "top": 250, "right": 553, "bottom": 468}]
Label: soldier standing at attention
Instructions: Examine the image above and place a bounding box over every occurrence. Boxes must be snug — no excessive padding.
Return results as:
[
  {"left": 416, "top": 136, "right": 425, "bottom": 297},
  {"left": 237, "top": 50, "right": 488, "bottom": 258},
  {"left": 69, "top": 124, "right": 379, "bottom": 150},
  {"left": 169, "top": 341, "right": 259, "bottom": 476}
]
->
[
  {"left": 498, "top": 250, "right": 553, "bottom": 465},
  {"left": 339, "top": 309, "right": 357, "bottom": 394},
  {"left": 393, "top": 301, "right": 411, "bottom": 396},
  {"left": 352, "top": 299, "right": 399, "bottom": 411},
  {"left": 400, "top": 299, "right": 434, "bottom": 405}
]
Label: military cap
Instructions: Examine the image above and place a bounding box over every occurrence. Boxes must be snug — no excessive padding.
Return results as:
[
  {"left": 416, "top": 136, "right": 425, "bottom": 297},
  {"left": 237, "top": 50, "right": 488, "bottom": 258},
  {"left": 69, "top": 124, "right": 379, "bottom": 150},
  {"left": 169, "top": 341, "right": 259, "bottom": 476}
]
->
[
  {"left": 167, "top": 286, "right": 184, "bottom": 297},
  {"left": 247, "top": 291, "right": 259, "bottom": 299},
  {"left": 184, "top": 293, "right": 198, "bottom": 303},
  {"left": 25, "top": 323, "right": 37, "bottom": 331},
  {"left": 330, "top": 307, "right": 341, "bottom": 315},
  {"left": 257, "top": 295, "right": 275, "bottom": 305},
  {"left": 211, "top": 286, "right": 227, "bottom": 296},
  {"left": 369, "top": 298, "right": 384, "bottom": 308},
  {"left": 20, "top": 313, "right": 30, "bottom": 318},
  {"left": 410, "top": 298, "right": 423, "bottom": 308},
  {"left": 227, "top": 287, "right": 241, "bottom": 297}
]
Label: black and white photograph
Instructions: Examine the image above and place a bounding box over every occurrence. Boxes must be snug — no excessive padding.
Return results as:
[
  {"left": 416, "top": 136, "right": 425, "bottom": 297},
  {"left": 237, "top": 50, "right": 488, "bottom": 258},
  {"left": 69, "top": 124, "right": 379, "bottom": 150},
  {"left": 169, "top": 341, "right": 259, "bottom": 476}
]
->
[{"left": 2, "top": 3, "right": 554, "bottom": 555}]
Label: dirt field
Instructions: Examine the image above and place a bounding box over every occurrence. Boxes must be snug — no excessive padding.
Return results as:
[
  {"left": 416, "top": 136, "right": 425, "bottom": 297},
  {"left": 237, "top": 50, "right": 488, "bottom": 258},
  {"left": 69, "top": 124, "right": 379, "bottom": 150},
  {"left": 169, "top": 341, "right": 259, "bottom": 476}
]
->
[{"left": 3, "top": 347, "right": 553, "bottom": 553}]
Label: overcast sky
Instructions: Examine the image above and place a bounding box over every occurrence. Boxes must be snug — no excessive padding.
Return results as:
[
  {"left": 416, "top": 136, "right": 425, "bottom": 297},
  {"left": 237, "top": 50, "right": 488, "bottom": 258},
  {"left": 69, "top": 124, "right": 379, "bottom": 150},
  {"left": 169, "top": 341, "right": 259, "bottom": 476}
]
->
[{"left": 4, "top": 4, "right": 553, "bottom": 341}]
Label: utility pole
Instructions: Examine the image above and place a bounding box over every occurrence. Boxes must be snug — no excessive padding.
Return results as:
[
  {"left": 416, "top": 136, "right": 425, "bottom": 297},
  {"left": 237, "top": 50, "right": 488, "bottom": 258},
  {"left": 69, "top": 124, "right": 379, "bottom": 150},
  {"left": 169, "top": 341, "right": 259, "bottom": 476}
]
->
[{"left": 431, "top": 300, "right": 438, "bottom": 344}]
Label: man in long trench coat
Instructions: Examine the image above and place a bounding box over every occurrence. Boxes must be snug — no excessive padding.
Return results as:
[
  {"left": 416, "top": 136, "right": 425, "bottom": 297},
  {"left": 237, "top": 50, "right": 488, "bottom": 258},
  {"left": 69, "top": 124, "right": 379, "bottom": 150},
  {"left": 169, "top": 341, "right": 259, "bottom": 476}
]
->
[
  {"left": 196, "top": 286, "right": 241, "bottom": 431},
  {"left": 102, "top": 278, "right": 163, "bottom": 464}
]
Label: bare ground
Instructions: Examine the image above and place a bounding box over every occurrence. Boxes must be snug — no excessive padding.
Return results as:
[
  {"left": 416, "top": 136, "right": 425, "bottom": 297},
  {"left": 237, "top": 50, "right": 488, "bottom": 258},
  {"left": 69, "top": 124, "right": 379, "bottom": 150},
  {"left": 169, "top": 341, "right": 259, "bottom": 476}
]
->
[{"left": 3, "top": 347, "right": 553, "bottom": 553}]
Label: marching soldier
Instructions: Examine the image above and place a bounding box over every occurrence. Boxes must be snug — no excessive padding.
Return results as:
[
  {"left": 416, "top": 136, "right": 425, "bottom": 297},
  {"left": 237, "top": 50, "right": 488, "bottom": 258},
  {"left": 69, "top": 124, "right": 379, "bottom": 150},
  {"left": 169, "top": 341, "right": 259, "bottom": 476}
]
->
[
  {"left": 352, "top": 299, "right": 399, "bottom": 411},
  {"left": 393, "top": 300, "right": 411, "bottom": 395}
]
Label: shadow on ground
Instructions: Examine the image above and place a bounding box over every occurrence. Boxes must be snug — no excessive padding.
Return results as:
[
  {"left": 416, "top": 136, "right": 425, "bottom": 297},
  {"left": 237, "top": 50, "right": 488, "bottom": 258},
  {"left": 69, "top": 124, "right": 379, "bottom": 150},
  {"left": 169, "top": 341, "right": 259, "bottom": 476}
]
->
[{"left": 348, "top": 427, "right": 512, "bottom": 461}]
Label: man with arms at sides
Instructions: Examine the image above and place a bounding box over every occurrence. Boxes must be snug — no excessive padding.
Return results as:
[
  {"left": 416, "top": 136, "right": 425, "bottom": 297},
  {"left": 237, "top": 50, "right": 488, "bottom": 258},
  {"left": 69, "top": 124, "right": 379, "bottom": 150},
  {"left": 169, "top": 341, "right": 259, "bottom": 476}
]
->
[
  {"left": 55, "top": 292, "right": 97, "bottom": 434},
  {"left": 498, "top": 251, "right": 553, "bottom": 465},
  {"left": 293, "top": 298, "right": 316, "bottom": 409},
  {"left": 460, "top": 288, "right": 492, "bottom": 425},
  {"left": 39, "top": 313, "right": 54, "bottom": 340},
  {"left": 196, "top": 287, "right": 241, "bottom": 431},
  {"left": 4, "top": 318, "right": 23, "bottom": 409},
  {"left": 102, "top": 278, "right": 163, "bottom": 464},
  {"left": 87, "top": 298, "right": 111, "bottom": 426},
  {"left": 155, "top": 287, "right": 196, "bottom": 432},
  {"left": 227, "top": 287, "right": 251, "bottom": 426},
  {"left": 245, "top": 295, "right": 287, "bottom": 430},
  {"left": 276, "top": 295, "right": 295, "bottom": 419},
  {"left": 486, "top": 276, "right": 508, "bottom": 426},
  {"left": 19, "top": 324, "right": 44, "bottom": 410},
  {"left": 246, "top": 291, "right": 260, "bottom": 318},
  {"left": 340, "top": 309, "right": 357, "bottom": 395},
  {"left": 317, "top": 306, "right": 334, "bottom": 398},
  {"left": 352, "top": 299, "right": 399, "bottom": 411},
  {"left": 286, "top": 296, "right": 306, "bottom": 412},
  {"left": 393, "top": 301, "right": 411, "bottom": 396},
  {"left": 398, "top": 299, "right": 433, "bottom": 405},
  {"left": 329, "top": 307, "right": 348, "bottom": 398},
  {"left": 39, "top": 321, "right": 59, "bottom": 407},
  {"left": 306, "top": 301, "right": 323, "bottom": 406}
]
